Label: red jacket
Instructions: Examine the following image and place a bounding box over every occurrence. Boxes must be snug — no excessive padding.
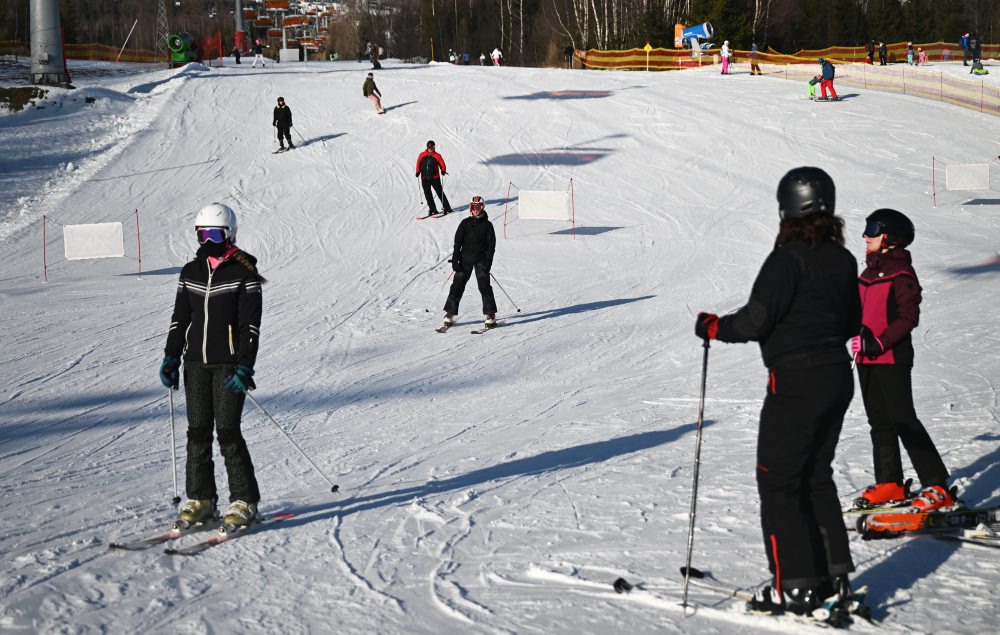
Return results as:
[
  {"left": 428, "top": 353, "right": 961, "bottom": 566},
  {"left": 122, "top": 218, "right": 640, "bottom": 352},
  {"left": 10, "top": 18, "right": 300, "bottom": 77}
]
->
[
  {"left": 858, "top": 248, "right": 921, "bottom": 366},
  {"left": 415, "top": 150, "right": 446, "bottom": 180}
]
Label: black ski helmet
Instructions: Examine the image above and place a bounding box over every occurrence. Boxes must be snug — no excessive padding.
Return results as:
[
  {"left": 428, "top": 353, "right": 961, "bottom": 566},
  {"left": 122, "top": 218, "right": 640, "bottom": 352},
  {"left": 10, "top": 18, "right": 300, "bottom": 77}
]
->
[
  {"left": 777, "top": 167, "right": 836, "bottom": 220},
  {"left": 864, "top": 208, "right": 914, "bottom": 248}
]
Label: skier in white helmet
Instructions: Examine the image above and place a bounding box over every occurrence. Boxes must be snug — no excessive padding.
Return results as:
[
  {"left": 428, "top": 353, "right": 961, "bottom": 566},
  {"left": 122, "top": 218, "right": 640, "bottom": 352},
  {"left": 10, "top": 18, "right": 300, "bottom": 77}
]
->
[{"left": 160, "top": 203, "right": 267, "bottom": 531}]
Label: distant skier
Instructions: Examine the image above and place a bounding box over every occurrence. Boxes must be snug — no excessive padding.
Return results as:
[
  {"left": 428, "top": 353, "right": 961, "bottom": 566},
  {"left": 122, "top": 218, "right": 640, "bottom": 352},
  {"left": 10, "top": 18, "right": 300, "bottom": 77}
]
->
[
  {"left": 694, "top": 167, "right": 860, "bottom": 617},
  {"left": 749, "top": 42, "right": 762, "bottom": 75},
  {"left": 479, "top": 52, "right": 486, "bottom": 66},
  {"left": 852, "top": 209, "right": 954, "bottom": 513},
  {"left": 878, "top": 40, "right": 887, "bottom": 66},
  {"left": 866, "top": 40, "right": 875, "bottom": 65},
  {"left": 231, "top": 46, "right": 241, "bottom": 64},
  {"left": 491, "top": 47, "right": 502, "bottom": 66},
  {"left": 272, "top": 96, "right": 294, "bottom": 150},
  {"left": 442, "top": 196, "right": 497, "bottom": 331},
  {"left": 917, "top": 47, "right": 927, "bottom": 66},
  {"left": 160, "top": 203, "right": 266, "bottom": 530},
  {"left": 252, "top": 39, "right": 265, "bottom": 69},
  {"left": 906, "top": 41, "right": 914, "bottom": 65},
  {"left": 720, "top": 40, "right": 731, "bottom": 74},
  {"left": 415, "top": 140, "right": 452, "bottom": 216},
  {"left": 363, "top": 72, "right": 385, "bottom": 114},
  {"left": 969, "top": 32, "right": 981, "bottom": 63},
  {"left": 817, "top": 57, "right": 838, "bottom": 101},
  {"left": 959, "top": 32, "right": 971, "bottom": 66},
  {"left": 564, "top": 44, "right": 574, "bottom": 69},
  {"left": 370, "top": 42, "right": 381, "bottom": 69},
  {"left": 449, "top": 49, "right": 457, "bottom": 64}
]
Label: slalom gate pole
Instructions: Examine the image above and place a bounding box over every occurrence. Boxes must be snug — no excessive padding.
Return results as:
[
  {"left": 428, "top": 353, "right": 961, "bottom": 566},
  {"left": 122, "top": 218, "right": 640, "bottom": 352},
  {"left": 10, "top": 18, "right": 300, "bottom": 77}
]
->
[
  {"left": 682, "top": 339, "right": 711, "bottom": 612},
  {"left": 245, "top": 392, "right": 339, "bottom": 493},
  {"left": 489, "top": 273, "right": 521, "bottom": 312},
  {"left": 168, "top": 388, "right": 181, "bottom": 504},
  {"left": 426, "top": 269, "right": 454, "bottom": 312}
]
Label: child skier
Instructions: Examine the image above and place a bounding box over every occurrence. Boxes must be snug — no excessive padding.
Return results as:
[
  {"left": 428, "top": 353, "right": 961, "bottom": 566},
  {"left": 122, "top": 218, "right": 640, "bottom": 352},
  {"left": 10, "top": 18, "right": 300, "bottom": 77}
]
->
[
  {"left": 852, "top": 209, "right": 954, "bottom": 512},
  {"left": 807, "top": 75, "right": 820, "bottom": 100},
  {"left": 442, "top": 196, "right": 497, "bottom": 331},
  {"left": 363, "top": 72, "right": 385, "bottom": 114},
  {"left": 160, "top": 203, "right": 266, "bottom": 530},
  {"left": 272, "top": 97, "right": 294, "bottom": 151},
  {"left": 720, "top": 40, "right": 731, "bottom": 74},
  {"left": 694, "top": 167, "right": 860, "bottom": 617}
]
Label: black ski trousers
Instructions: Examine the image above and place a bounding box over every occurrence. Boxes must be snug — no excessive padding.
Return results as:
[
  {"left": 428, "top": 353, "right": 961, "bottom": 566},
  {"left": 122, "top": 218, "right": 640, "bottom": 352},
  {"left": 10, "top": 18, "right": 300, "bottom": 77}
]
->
[
  {"left": 421, "top": 178, "right": 451, "bottom": 214},
  {"left": 857, "top": 364, "right": 948, "bottom": 488},
  {"left": 184, "top": 362, "right": 260, "bottom": 504},
  {"left": 757, "top": 362, "right": 855, "bottom": 590},
  {"left": 276, "top": 125, "right": 292, "bottom": 147},
  {"left": 444, "top": 262, "right": 497, "bottom": 316}
]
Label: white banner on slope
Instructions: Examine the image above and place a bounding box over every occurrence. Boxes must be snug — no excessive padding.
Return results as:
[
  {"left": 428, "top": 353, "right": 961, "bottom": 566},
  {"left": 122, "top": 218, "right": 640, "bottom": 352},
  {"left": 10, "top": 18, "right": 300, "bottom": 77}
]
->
[
  {"left": 945, "top": 164, "right": 990, "bottom": 191},
  {"left": 519, "top": 190, "right": 570, "bottom": 221},
  {"left": 63, "top": 222, "right": 125, "bottom": 260}
]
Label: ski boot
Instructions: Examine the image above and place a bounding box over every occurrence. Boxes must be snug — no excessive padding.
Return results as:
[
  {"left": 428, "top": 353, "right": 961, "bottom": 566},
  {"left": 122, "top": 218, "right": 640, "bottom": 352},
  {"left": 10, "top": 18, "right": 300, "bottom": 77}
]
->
[
  {"left": 484, "top": 313, "right": 497, "bottom": 329},
  {"left": 222, "top": 500, "right": 258, "bottom": 533},
  {"left": 749, "top": 584, "right": 826, "bottom": 619},
  {"left": 175, "top": 498, "right": 217, "bottom": 530},
  {"left": 854, "top": 480, "right": 910, "bottom": 509},
  {"left": 288, "top": 143, "right": 295, "bottom": 149},
  {"left": 910, "top": 484, "right": 956, "bottom": 512},
  {"left": 443, "top": 313, "right": 454, "bottom": 327}
]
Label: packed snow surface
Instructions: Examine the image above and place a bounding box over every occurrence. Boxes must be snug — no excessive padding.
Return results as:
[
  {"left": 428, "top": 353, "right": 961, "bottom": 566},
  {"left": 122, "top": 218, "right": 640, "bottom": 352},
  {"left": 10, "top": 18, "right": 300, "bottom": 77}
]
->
[{"left": 1, "top": 57, "right": 999, "bottom": 634}]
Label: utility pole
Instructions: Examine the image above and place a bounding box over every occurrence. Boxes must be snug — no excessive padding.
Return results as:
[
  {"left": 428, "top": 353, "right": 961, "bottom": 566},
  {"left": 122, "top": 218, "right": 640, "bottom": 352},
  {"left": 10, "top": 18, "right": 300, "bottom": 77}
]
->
[{"left": 156, "top": 0, "right": 170, "bottom": 61}]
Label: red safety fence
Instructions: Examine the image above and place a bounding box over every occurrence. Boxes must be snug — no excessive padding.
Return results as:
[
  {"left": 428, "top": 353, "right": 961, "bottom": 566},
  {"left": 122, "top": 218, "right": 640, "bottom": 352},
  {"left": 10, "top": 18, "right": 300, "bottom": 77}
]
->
[
  {"left": 575, "top": 40, "right": 999, "bottom": 70},
  {"left": 1, "top": 40, "right": 163, "bottom": 62}
]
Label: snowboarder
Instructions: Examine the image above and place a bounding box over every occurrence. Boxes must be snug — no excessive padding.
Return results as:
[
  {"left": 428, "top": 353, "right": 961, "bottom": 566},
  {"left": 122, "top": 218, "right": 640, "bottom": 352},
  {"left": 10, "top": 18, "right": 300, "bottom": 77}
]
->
[
  {"left": 694, "top": 167, "right": 860, "bottom": 616},
  {"left": 720, "top": 40, "right": 731, "bottom": 74},
  {"left": 817, "top": 57, "right": 838, "bottom": 101},
  {"left": 160, "top": 203, "right": 266, "bottom": 530},
  {"left": 363, "top": 72, "right": 385, "bottom": 114},
  {"left": 443, "top": 196, "right": 497, "bottom": 330},
  {"left": 252, "top": 39, "right": 265, "bottom": 68},
  {"left": 272, "top": 97, "right": 294, "bottom": 150},
  {"left": 415, "top": 140, "right": 452, "bottom": 216},
  {"left": 852, "top": 209, "right": 954, "bottom": 511},
  {"left": 491, "top": 47, "right": 502, "bottom": 66}
]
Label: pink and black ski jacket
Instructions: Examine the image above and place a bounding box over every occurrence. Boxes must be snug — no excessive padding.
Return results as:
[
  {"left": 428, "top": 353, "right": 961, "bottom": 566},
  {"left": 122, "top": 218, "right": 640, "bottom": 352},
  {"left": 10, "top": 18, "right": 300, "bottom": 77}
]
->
[{"left": 857, "top": 248, "right": 921, "bottom": 366}]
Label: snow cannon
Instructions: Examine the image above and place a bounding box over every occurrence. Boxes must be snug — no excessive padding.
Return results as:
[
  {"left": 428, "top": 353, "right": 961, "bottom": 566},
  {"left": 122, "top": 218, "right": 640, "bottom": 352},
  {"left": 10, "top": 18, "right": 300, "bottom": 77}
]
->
[
  {"left": 674, "top": 22, "right": 714, "bottom": 50},
  {"left": 167, "top": 32, "right": 199, "bottom": 68}
]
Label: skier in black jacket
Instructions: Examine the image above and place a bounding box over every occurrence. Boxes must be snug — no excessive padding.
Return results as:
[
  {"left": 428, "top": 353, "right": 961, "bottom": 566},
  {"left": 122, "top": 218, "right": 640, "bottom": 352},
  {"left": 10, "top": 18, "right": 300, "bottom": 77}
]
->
[
  {"left": 160, "top": 203, "right": 266, "bottom": 531},
  {"left": 443, "top": 196, "right": 497, "bottom": 330},
  {"left": 272, "top": 97, "right": 293, "bottom": 150},
  {"left": 694, "top": 167, "right": 861, "bottom": 617}
]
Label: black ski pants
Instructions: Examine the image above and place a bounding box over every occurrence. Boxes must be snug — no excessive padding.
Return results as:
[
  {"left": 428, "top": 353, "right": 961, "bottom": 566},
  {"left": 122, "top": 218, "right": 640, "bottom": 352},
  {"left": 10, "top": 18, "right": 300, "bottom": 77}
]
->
[
  {"left": 276, "top": 124, "right": 292, "bottom": 147},
  {"left": 757, "top": 362, "right": 855, "bottom": 591},
  {"left": 183, "top": 362, "right": 260, "bottom": 504},
  {"left": 444, "top": 261, "right": 497, "bottom": 316},
  {"left": 421, "top": 178, "right": 451, "bottom": 214},
  {"left": 857, "top": 364, "right": 948, "bottom": 489}
]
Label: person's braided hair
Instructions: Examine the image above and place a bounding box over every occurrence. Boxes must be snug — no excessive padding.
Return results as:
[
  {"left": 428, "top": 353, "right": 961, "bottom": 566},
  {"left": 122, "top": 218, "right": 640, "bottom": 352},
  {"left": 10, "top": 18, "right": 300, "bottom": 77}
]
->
[{"left": 232, "top": 250, "right": 268, "bottom": 284}]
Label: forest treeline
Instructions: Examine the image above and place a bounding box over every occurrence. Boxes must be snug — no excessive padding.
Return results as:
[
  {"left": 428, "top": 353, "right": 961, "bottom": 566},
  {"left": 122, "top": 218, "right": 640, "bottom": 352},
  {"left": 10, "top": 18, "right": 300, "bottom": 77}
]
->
[{"left": 1, "top": 0, "right": 997, "bottom": 66}]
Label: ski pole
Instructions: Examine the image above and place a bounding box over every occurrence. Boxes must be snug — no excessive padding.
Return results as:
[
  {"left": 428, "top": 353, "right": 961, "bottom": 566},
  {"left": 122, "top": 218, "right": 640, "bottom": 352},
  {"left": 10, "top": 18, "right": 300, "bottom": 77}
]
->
[
  {"left": 681, "top": 338, "right": 710, "bottom": 613},
  {"left": 293, "top": 127, "right": 306, "bottom": 144},
  {"left": 425, "top": 269, "right": 454, "bottom": 312},
  {"left": 245, "top": 392, "right": 339, "bottom": 493},
  {"left": 489, "top": 273, "right": 521, "bottom": 312},
  {"left": 168, "top": 388, "right": 181, "bottom": 505}
]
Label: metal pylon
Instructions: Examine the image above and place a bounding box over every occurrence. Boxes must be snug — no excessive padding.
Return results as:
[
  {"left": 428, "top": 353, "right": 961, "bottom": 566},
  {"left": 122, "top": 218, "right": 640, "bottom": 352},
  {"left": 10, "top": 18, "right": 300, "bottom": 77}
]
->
[{"left": 155, "top": 0, "right": 170, "bottom": 59}]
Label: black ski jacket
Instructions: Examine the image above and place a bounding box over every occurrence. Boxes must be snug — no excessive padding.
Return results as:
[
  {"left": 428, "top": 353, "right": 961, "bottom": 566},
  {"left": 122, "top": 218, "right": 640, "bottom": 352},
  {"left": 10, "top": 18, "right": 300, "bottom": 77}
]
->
[
  {"left": 716, "top": 239, "right": 860, "bottom": 369},
  {"left": 165, "top": 251, "right": 263, "bottom": 368},
  {"left": 273, "top": 105, "right": 292, "bottom": 128},
  {"left": 452, "top": 211, "right": 496, "bottom": 268}
]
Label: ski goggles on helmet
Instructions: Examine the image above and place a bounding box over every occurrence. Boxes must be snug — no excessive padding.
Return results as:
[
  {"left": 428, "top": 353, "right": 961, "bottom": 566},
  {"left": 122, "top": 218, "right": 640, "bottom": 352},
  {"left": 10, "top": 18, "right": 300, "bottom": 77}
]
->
[
  {"left": 862, "top": 219, "right": 884, "bottom": 238},
  {"left": 196, "top": 227, "right": 229, "bottom": 244}
]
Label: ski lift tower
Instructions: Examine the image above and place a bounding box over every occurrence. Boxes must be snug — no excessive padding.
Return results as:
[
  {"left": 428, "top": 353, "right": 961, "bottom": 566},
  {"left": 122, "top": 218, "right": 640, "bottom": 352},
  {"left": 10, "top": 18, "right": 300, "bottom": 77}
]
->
[
  {"left": 155, "top": 0, "right": 170, "bottom": 60},
  {"left": 29, "top": 0, "right": 70, "bottom": 85}
]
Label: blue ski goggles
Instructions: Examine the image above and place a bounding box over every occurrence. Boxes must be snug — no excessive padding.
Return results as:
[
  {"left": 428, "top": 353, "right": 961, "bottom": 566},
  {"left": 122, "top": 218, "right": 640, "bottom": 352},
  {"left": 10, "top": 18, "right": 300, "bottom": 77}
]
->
[
  {"left": 196, "top": 227, "right": 229, "bottom": 244},
  {"left": 862, "top": 219, "right": 884, "bottom": 238}
]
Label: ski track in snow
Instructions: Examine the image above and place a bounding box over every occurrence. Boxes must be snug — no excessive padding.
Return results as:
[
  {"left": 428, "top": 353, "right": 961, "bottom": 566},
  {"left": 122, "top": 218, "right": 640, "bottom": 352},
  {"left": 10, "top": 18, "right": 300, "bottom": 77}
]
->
[{"left": 1, "top": 58, "right": 1000, "bottom": 633}]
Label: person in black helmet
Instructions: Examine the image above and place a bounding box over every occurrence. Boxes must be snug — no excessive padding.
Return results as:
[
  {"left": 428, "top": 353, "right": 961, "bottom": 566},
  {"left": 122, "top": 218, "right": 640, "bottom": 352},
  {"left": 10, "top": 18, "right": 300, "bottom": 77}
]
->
[
  {"left": 442, "top": 195, "right": 497, "bottom": 330},
  {"left": 694, "top": 167, "right": 861, "bottom": 616},
  {"left": 273, "top": 97, "right": 294, "bottom": 151},
  {"left": 851, "top": 209, "right": 953, "bottom": 519}
]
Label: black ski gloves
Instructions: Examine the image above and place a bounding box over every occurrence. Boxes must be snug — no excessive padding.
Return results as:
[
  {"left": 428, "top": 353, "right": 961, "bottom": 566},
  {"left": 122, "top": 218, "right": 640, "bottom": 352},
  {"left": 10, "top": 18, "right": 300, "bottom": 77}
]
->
[
  {"left": 224, "top": 364, "right": 256, "bottom": 393},
  {"left": 160, "top": 356, "right": 181, "bottom": 389},
  {"left": 451, "top": 259, "right": 462, "bottom": 272}
]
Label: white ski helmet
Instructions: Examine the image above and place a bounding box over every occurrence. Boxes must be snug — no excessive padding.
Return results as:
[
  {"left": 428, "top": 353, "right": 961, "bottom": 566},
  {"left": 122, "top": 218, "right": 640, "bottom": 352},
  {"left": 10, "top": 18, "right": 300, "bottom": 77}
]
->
[{"left": 194, "top": 202, "right": 237, "bottom": 241}]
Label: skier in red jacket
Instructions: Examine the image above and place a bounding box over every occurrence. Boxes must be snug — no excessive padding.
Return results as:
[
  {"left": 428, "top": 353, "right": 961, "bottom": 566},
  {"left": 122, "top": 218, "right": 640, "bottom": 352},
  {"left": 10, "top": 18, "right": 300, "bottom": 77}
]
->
[
  {"left": 415, "top": 140, "right": 452, "bottom": 216},
  {"left": 852, "top": 209, "right": 953, "bottom": 512}
]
